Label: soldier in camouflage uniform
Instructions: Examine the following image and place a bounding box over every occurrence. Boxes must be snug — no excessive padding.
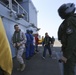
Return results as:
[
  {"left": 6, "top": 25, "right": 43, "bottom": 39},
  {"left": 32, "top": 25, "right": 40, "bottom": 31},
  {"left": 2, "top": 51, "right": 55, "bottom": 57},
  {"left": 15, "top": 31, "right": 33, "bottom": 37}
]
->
[
  {"left": 58, "top": 3, "right": 76, "bottom": 75},
  {"left": 12, "top": 24, "right": 26, "bottom": 71}
]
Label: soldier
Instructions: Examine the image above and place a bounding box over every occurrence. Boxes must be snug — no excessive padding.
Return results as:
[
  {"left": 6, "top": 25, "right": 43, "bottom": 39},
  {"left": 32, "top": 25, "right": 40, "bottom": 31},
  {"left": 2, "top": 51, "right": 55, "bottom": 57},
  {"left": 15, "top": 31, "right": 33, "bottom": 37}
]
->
[
  {"left": 12, "top": 24, "right": 26, "bottom": 71},
  {"left": 58, "top": 3, "right": 76, "bottom": 75}
]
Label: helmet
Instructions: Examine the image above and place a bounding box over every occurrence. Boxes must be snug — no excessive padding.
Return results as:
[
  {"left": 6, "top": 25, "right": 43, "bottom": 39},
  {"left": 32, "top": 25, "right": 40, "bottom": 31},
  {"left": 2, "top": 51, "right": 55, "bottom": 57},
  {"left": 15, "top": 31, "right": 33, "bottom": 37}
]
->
[
  {"left": 30, "top": 30, "right": 33, "bottom": 34},
  {"left": 26, "top": 29, "right": 30, "bottom": 33},
  {"left": 58, "top": 3, "right": 75, "bottom": 19}
]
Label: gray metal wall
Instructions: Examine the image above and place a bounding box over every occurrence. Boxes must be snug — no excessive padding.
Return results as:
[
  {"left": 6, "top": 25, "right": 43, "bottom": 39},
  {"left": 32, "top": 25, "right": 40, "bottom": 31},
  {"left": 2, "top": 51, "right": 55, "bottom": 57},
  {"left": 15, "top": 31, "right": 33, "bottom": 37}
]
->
[
  {"left": 29, "top": 0, "right": 37, "bottom": 26},
  {"left": 20, "top": 0, "right": 37, "bottom": 27},
  {"left": 0, "top": 0, "right": 38, "bottom": 57},
  {"left": 0, "top": 3, "right": 30, "bottom": 57}
]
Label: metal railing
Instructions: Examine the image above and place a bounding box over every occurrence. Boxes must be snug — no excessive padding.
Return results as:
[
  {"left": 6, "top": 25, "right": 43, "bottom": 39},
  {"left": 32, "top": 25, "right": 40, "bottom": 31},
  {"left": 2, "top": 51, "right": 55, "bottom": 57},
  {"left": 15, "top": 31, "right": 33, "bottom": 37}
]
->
[
  {"left": 0, "top": 0, "right": 9, "bottom": 8},
  {"left": 12, "top": 0, "right": 28, "bottom": 21},
  {"left": 0, "top": 0, "right": 28, "bottom": 21}
]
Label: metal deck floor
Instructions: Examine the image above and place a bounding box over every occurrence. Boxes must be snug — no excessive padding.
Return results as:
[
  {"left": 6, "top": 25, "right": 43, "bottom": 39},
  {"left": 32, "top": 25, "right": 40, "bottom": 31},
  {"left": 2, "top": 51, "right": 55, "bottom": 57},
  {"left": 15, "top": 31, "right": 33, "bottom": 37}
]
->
[{"left": 12, "top": 46, "right": 62, "bottom": 75}]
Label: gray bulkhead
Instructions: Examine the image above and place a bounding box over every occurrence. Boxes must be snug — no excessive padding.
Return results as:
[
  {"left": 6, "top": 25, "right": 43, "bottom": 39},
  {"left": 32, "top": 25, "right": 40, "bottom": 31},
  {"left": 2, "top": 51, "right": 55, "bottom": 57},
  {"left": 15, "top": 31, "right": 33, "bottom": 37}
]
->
[
  {"left": 0, "top": 0, "right": 38, "bottom": 57},
  {"left": 20, "top": 0, "right": 38, "bottom": 30}
]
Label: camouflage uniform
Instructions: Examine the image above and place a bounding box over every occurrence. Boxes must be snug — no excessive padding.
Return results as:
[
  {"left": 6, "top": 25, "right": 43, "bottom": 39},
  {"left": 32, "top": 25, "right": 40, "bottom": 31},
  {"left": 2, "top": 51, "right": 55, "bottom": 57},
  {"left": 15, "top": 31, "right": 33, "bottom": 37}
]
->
[
  {"left": 58, "top": 14, "right": 76, "bottom": 75},
  {"left": 12, "top": 30, "right": 26, "bottom": 71}
]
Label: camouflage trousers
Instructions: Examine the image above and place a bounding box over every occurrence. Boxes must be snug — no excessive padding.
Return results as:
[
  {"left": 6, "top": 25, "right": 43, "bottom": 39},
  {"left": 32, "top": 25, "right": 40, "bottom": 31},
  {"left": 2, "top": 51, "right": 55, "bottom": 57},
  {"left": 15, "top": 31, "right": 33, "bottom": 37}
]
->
[{"left": 16, "top": 47, "right": 25, "bottom": 64}]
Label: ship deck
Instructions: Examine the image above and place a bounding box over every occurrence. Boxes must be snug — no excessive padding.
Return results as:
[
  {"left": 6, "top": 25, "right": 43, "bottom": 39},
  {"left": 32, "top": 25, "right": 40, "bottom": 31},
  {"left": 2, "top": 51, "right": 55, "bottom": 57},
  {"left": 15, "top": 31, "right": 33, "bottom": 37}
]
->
[{"left": 12, "top": 45, "right": 76, "bottom": 75}]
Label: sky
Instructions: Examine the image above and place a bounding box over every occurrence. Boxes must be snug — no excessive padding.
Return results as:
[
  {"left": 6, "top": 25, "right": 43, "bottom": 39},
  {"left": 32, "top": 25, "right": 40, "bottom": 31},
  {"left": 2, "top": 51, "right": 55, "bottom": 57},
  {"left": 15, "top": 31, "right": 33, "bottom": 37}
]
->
[{"left": 32, "top": 0, "right": 76, "bottom": 38}]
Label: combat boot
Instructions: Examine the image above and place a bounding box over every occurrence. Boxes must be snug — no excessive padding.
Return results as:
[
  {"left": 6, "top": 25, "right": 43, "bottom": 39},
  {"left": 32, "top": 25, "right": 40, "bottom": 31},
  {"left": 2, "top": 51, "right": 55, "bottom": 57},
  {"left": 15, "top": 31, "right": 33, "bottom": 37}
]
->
[
  {"left": 17, "top": 64, "right": 21, "bottom": 71},
  {"left": 20, "top": 64, "right": 25, "bottom": 71}
]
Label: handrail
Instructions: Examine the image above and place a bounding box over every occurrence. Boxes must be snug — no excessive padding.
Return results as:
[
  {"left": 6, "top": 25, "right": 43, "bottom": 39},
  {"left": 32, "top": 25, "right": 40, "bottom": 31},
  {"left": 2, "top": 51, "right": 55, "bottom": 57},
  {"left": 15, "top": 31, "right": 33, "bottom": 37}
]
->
[
  {"left": 0, "top": 0, "right": 28, "bottom": 21},
  {"left": 14, "top": 0, "right": 27, "bottom": 13},
  {"left": 13, "top": 0, "right": 28, "bottom": 21},
  {"left": 0, "top": 0, "right": 9, "bottom": 8}
]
